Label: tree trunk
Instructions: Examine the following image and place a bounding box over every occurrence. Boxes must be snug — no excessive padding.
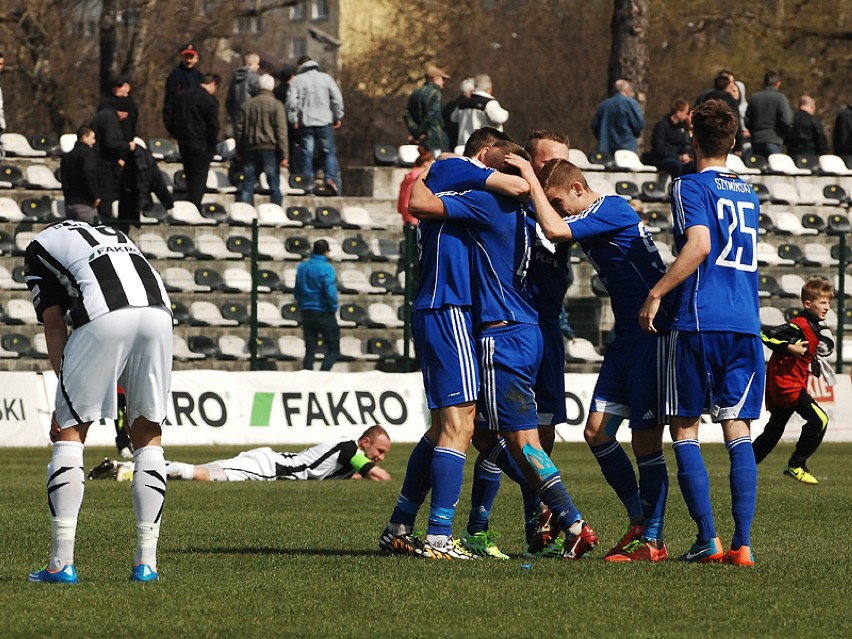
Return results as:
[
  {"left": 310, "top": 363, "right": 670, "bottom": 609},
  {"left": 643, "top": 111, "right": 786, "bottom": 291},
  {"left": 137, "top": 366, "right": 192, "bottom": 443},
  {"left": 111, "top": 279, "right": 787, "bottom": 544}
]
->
[
  {"left": 608, "top": 0, "right": 650, "bottom": 102},
  {"left": 99, "top": 0, "right": 117, "bottom": 97}
]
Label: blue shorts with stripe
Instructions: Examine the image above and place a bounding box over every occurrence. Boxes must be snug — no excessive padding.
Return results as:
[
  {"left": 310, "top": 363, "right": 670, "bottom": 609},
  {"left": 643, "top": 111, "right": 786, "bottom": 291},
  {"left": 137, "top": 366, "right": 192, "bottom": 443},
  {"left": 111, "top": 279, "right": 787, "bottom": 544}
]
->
[
  {"left": 412, "top": 306, "right": 479, "bottom": 409},
  {"left": 534, "top": 322, "right": 567, "bottom": 426},
  {"left": 664, "top": 329, "right": 765, "bottom": 421},
  {"left": 477, "top": 323, "right": 543, "bottom": 432},
  {"left": 592, "top": 337, "right": 665, "bottom": 431}
]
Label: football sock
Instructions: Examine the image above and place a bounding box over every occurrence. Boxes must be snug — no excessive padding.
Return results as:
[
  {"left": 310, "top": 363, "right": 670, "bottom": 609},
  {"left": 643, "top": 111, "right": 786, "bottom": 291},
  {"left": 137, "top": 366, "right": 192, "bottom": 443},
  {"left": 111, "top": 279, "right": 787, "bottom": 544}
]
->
[
  {"left": 535, "top": 471, "right": 581, "bottom": 533},
  {"left": 467, "top": 453, "right": 501, "bottom": 534},
  {"left": 673, "top": 439, "right": 716, "bottom": 544},
  {"left": 427, "top": 447, "right": 466, "bottom": 538},
  {"left": 636, "top": 450, "right": 669, "bottom": 542},
  {"left": 727, "top": 436, "right": 757, "bottom": 550},
  {"left": 389, "top": 435, "right": 436, "bottom": 530},
  {"left": 46, "top": 441, "right": 85, "bottom": 571},
  {"left": 165, "top": 461, "right": 195, "bottom": 481},
  {"left": 132, "top": 446, "right": 166, "bottom": 568},
  {"left": 589, "top": 440, "right": 642, "bottom": 521}
]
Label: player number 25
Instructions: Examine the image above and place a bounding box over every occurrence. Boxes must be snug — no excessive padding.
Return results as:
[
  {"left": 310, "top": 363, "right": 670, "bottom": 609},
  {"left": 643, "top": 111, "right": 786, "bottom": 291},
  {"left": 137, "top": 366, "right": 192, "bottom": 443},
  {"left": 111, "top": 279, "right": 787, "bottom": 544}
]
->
[{"left": 715, "top": 198, "right": 757, "bottom": 272}]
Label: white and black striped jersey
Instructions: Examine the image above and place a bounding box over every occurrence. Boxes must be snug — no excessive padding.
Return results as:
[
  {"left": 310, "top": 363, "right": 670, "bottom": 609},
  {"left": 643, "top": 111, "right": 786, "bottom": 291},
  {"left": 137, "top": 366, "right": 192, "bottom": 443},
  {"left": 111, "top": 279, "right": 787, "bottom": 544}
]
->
[{"left": 25, "top": 221, "right": 170, "bottom": 327}]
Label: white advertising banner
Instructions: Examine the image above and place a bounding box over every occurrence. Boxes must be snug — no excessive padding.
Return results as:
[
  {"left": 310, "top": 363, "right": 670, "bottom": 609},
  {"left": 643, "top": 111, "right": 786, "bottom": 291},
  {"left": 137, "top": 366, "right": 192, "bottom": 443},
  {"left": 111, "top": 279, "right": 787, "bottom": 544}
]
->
[{"left": 19, "top": 370, "right": 852, "bottom": 447}]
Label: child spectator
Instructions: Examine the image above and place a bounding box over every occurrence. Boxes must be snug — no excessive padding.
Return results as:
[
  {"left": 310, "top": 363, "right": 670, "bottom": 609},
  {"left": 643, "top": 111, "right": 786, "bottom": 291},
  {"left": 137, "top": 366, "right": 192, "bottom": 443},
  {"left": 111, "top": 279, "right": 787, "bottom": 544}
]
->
[{"left": 754, "top": 275, "right": 835, "bottom": 485}]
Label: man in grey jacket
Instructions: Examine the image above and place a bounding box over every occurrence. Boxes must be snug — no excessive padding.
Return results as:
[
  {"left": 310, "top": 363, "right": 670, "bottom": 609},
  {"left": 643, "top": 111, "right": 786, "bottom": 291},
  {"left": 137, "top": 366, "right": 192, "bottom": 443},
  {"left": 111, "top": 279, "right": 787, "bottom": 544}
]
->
[
  {"left": 745, "top": 71, "right": 793, "bottom": 159},
  {"left": 285, "top": 56, "right": 344, "bottom": 195},
  {"left": 235, "top": 73, "right": 288, "bottom": 205}
]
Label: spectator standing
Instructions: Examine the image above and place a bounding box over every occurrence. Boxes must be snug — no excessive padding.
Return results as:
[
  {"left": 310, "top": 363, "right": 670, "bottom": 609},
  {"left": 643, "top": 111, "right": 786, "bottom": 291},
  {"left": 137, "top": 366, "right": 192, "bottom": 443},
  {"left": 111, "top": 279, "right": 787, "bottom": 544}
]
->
[
  {"left": 286, "top": 56, "right": 344, "bottom": 195},
  {"left": 235, "top": 73, "right": 288, "bottom": 206},
  {"left": 832, "top": 103, "right": 852, "bottom": 157},
  {"left": 162, "top": 43, "right": 203, "bottom": 138},
  {"left": 787, "top": 95, "right": 829, "bottom": 157},
  {"left": 91, "top": 97, "right": 136, "bottom": 221},
  {"left": 294, "top": 239, "right": 340, "bottom": 372},
  {"left": 225, "top": 51, "right": 261, "bottom": 131},
  {"left": 442, "top": 77, "right": 474, "bottom": 151},
  {"left": 105, "top": 77, "right": 145, "bottom": 230},
  {"left": 450, "top": 73, "right": 509, "bottom": 146},
  {"left": 745, "top": 71, "right": 793, "bottom": 158},
  {"left": 647, "top": 98, "right": 695, "bottom": 178},
  {"left": 591, "top": 79, "right": 645, "bottom": 155},
  {"left": 60, "top": 126, "right": 101, "bottom": 224},
  {"left": 274, "top": 65, "right": 301, "bottom": 175},
  {"left": 173, "top": 73, "right": 221, "bottom": 211},
  {"left": 403, "top": 64, "right": 450, "bottom": 155}
]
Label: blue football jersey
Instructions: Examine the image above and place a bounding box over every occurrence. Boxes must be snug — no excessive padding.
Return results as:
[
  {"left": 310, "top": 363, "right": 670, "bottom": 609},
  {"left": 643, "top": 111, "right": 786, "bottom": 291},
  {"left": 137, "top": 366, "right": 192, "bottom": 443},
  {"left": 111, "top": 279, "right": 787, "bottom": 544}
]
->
[
  {"left": 670, "top": 168, "right": 761, "bottom": 335},
  {"left": 566, "top": 195, "right": 670, "bottom": 343},
  {"left": 441, "top": 190, "right": 538, "bottom": 327},
  {"left": 425, "top": 156, "right": 494, "bottom": 194},
  {"left": 526, "top": 212, "right": 572, "bottom": 324}
]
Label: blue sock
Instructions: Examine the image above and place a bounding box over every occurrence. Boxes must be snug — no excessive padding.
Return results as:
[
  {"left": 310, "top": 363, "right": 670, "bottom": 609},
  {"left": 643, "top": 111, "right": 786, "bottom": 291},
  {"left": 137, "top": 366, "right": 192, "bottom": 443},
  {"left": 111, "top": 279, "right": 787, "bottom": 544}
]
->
[
  {"left": 727, "top": 436, "right": 757, "bottom": 550},
  {"left": 589, "top": 440, "right": 642, "bottom": 521},
  {"left": 467, "top": 453, "right": 501, "bottom": 534},
  {"left": 389, "top": 436, "right": 435, "bottom": 528},
  {"left": 536, "top": 471, "right": 581, "bottom": 532},
  {"left": 636, "top": 450, "right": 669, "bottom": 542},
  {"left": 427, "top": 447, "right": 466, "bottom": 537},
  {"left": 673, "top": 439, "right": 716, "bottom": 544},
  {"left": 489, "top": 438, "right": 541, "bottom": 534}
]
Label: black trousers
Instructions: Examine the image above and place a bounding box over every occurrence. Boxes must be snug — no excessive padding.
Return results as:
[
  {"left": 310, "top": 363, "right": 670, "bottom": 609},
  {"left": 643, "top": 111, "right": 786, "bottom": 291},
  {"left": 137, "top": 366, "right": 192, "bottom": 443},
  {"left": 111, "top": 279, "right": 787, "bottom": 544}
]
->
[
  {"left": 301, "top": 310, "right": 340, "bottom": 371},
  {"left": 753, "top": 389, "right": 828, "bottom": 468},
  {"left": 178, "top": 139, "right": 212, "bottom": 210}
]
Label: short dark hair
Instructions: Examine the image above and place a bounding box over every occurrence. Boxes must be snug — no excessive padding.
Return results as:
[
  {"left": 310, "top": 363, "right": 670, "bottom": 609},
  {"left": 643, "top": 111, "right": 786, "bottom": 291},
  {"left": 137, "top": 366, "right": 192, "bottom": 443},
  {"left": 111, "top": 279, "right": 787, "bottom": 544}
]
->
[
  {"left": 713, "top": 73, "right": 731, "bottom": 91},
  {"left": 670, "top": 98, "right": 690, "bottom": 113},
  {"left": 764, "top": 70, "right": 781, "bottom": 86},
  {"left": 692, "top": 99, "right": 738, "bottom": 157},
  {"left": 76, "top": 125, "right": 94, "bottom": 139},
  {"left": 202, "top": 73, "right": 221, "bottom": 87},
  {"left": 463, "top": 126, "right": 512, "bottom": 158},
  {"left": 297, "top": 55, "right": 312, "bottom": 65},
  {"left": 312, "top": 239, "right": 330, "bottom": 255}
]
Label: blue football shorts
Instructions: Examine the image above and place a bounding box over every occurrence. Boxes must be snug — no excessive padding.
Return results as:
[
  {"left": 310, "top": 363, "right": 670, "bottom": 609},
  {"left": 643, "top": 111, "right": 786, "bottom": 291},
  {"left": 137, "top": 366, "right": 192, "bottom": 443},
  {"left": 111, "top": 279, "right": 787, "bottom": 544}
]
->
[
  {"left": 477, "top": 322, "right": 543, "bottom": 432},
  {"left": 534, "top": 321, "right": 567, "bottom": 427},
  {"left": 412, "top": 305, "right": 479, "bottom": 409},
  {"left": 664, "top": 329, "right": 765, "bottom": 421},
  {"left": 591, "top": 336, "right": 666, "bottom": 431}
]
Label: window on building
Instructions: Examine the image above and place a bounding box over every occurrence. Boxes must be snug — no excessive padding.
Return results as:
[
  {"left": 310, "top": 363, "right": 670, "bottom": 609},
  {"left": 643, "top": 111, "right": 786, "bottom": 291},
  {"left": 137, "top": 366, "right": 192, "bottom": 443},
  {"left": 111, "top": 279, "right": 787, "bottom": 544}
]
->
[
  {"left": 290, "top": 1, "right": 306, "bottom": 20},
  {"left": 290, "top": 37, "right": 307, "bottom": 60},
  {"left": 312, "top": 0, "right": 330, "bottom": 21},
  {"left": 235, "top": 15, "right": 263, "bottom": 35}
]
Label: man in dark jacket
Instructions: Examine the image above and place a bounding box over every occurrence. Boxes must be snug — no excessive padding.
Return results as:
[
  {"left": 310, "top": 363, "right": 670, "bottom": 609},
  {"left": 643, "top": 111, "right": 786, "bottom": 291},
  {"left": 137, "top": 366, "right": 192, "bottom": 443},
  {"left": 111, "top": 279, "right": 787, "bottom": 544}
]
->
[
  {"left": 787, "top": 95, "right": 829, "bottom": 158},
  {"left": 832, "top": 103, "right": 852, "bottom": 158},
  {"left": 174, "top": 73, "right": 221, "bottom": 210},
  {"left": 61, "top": 126, "right": 101, "bottom": 224},
  {"left": 162, "top": 43, "right": 204, "bottom": 137},
  {"left": 225, "top": 51, "right": 260, "bottom": 130},
  {"left": 235, "top": 73, "right": 288, "bottom": 205},
  {"left": 745, "top": 71, "right": 794, "bottom": 158},
  {"left": 91, "top": 97, "right": 136, "bottom": 220},
  {"left": 648, "top": 98, "right": 695, "bottom": 178},
  {"left": 403, "top": 64, "right": 450, "bottom": 154}
]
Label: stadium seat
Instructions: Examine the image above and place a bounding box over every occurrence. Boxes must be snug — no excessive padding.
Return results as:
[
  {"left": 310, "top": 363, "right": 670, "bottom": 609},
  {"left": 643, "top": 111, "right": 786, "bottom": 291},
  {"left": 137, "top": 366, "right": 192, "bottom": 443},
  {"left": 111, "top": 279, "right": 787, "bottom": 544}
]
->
[
  {"left": 255, "top": 234, "right": 288, "bottom": 261},
  {"left": 167, "top": 234, "right": 212, "bottom": 260},
  {"left": 796, "top": 182, "right": 834, "bottom": 206},
  {"left": 341, "top": 206, "right": 386, "bottom": 229},
  {"left": 228, "top": 201, "right": 258, "bottom": 226},
  {"left": 742, "top": 152, "right": 768, "bottom": 172},
  {"left": 0, "top": 332, "right": 34, "bottom": 357},
  {"left": 225, "top": 235, "right": 253, "bottom": 259},
  {"left": 758, "top": 274, "right": 784, "bottom": 298},
  {"left": 0, "top": 334, "right": 20, "bottom": 358},
  {"left": 0, "top": 264, "right": 25, "bottom": 290},
  {"left": 770, "top": 211, "right": 818, "bottom": 236},
  {"left": 397, "top": 144, "right": 420, "bottom": 167},
  {"left": 254, "top": 335, "right": 286, "bottom": 361},
  {"left": 13, "top": 229, "right": 37, "bottom": 257},
  {"left": 284, "top": 236, "right": 312, "bottom": 260},
  {"left": 565, "top": 338, "right": 603, "bottom": 363},
  {"left": 613, "top": 149, "right": 656, "bottom": 172},
  {"left": 777, "top": 243, "right": 804, "bottom": 265},
  {"left": 779, "top": 274, "right": 806, "bottom": 298},
  {"left": 206, "top": 169, "right": 237, "bottom": 194},
  {"left": 726, "top": 153, "right": 760, "bottom": 175},
  {"left": 286, "top": 205, "right": 311, "bottom": 226},
  {"left": 1, "top": 133, "right": 47, "bottom": 157},
  {"left": 30, "top": 134, "right": 61, "bottom": 156},
  {"left": 756, "top": 241, "right": 794, "bottom": 267},
  {"left": 371, "top": 237, "right": 401, "bottom": 262},
  {"left": 645, "top": 210, "right": 671, "bottom": 233},
  {"left": 823, "top": 184, "right": 849, "bottom": 206},
  {"left": 340, "top": 336, "right": 377, "bottom": 361},
  {"left": 586, "top": 174, "right": 617, "bottom": 195},
  {"left": 374, "top": 144, "right": 398, "bottom": 166},
  {"left": 138, "top": 233, "right": 184, "bottom": 260},
  {"left": 801, "top": 212, "right": 826, "bottom": 232},
  {"left": 187, "top": 335, "right": 221, "bottom": 359},
  {"left": 172, "top": 170, "right": 188, "bottom": 192},
  {"left": 367, "top": 337, "right": 400, "bottom": 359},
  {"left": 195, "top": 267, "right": 239, "bottom": 293},
  {"left": 0, "top": 197, "right": 24, "bottom": 222},
  {"left": 793, "top": 153, "right": 819, "bottom": 173},
  {"left": 215, "top": 138, "right": 237, "bottom": 161},
  {"left": 6, "top": 298, "right": 37, "bottom": 324},
  {"left": 767, "top": 182, "right": 805, "bottom": 205},
  {"left": 759, "top": 306, "right": 786, "bottom": 330},
  {"left": 370, "top": 270, "right": 403, "bottom": 294},
  {"left": 59, "top": 133, "right": 77, "bottom": 154},
  {"left": 802, "top": 243, "right": 836, "bottom": 267},
  {"left": 220, "top": 301, "right": 250, "bottom": 324},
  {"left": 818, "top": 154, "right": 852, "bottom": 176},
  {"left": 255, "top": 268, "right": 283, "bottom": 292},
  {"left": 767, "top": 153, "right": 810, "bottom": 176},
  {"left": 140, "top": 202, "right": 170, "bottom": 224},
  {"left": 161, "top": 267, "right": 193, "bottom": 293},
  {"left": 314, "top": 205, "right": 342, "bottom": 228},
  {"left": 367, "top": 302, "right": 404, "bottom": 328},
  {"left": 223, "top": 267, "right": 253, "bottom": 292},
  {"left": 587, "top": 149, "right": 614, "bottom": 170},
  {"left": 170, "top": 200, "right": 215, "bottom": 225},
  {"left": 257, "top": 301, "right": 294, "bottom": 327},
  {"left": 196, "top": 232, "right": 234, "bottom": 259},
  {"left": 826, "top": 213, "right": 851, "bottom": 235},
  {"left": 750, "top": 182, "right": 771, "bottom": 204},
  {"left": 342, "top": 235, "right": 374, "bottom": 261},
  {"left": 0, "top": 230, "right": 16, "bottom": 256},
  {"left": 21, "top": 196, "right": 56, "bottom": 221},
  {"left": 24, "top": 164, "right": 62, "bottom": 189},
  {"left": 278, "top": 335, "right": 307, "bottom": 360},
  {"left": 254, "top": 203, "right": 291, "bottom": 227},
  {"left": 189, "top": 301, "right": 239, "bottom": 326},
  {"left": 615, "top": 179, "right": 640, "bottom": 198},
  {"left": 201, "top": 201, "right": 229, "bottom": 223},
  {"left": 149, "top": 138, "right": 179, "bottom": 162},
  {"left": 339, "top": 269, "right": 386, "bottom": 294},
  {"left": 168, "top": 300, "right": 193, "bottom": 325},
  {"left": 339, "top": 303, "right": 370, "bottom": 327},
  {"left": 280, "top": 303, "right": 302, "bottom": 325},
  {"left": 568, "top": 148, "right": 605, "bottom": 171},
  {"left": 287, "top": 173, "right": 311, "bottom": 194},
  {"left": 640, "top": 180, "right": 669, "bottom": 203},
  {"left": 0, "top": 164, "right": 23, "bottom": 187},
  {"left": 173, "top": 334, "right": 205, "bottom": 360}
]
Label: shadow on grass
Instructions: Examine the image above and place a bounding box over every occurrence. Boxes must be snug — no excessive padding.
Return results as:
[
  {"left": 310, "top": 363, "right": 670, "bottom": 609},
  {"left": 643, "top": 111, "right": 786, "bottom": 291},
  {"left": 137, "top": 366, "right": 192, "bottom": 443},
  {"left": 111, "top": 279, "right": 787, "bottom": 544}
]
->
[{"left": 176, "top": 546, "right": 382, "bottom": 558}]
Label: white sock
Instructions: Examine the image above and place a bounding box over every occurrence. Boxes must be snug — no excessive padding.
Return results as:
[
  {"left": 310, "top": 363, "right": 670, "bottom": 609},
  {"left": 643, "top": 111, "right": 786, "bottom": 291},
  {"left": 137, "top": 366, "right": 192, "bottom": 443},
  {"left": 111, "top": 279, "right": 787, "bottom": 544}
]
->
[
  {"left": 165, "top": 461, "right": 196, "bottom": 481},
  {"left": 132, "top": 446, "right": 166, "bottom": 567},
  {"left": 47, "top": 441, "right": 85, "bottom": 570},
  {"left": 426, "top": 534, "right": 450, "bottom": 547}
]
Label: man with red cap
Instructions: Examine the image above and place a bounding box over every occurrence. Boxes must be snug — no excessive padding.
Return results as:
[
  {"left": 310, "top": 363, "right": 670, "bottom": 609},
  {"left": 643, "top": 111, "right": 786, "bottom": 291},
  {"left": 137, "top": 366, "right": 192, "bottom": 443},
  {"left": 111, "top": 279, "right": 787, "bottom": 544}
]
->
[{"left": 163, "top": 43, "right": 203, "bottom": 137}]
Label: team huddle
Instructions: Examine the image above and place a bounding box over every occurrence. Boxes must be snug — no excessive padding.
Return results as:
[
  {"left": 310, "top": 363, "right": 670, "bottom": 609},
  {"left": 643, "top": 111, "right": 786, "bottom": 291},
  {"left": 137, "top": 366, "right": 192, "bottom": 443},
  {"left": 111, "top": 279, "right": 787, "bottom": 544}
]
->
[{"left": 380, "top": 98, "right": 774, "bottom": 565}]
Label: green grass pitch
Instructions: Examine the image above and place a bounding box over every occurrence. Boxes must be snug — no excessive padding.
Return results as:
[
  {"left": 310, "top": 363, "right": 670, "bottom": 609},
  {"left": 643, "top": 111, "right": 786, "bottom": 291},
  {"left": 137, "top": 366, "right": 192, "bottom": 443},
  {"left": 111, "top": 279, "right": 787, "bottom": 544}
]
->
[{"left": 1, "top": 442, "right": 850, "bottom": 639}]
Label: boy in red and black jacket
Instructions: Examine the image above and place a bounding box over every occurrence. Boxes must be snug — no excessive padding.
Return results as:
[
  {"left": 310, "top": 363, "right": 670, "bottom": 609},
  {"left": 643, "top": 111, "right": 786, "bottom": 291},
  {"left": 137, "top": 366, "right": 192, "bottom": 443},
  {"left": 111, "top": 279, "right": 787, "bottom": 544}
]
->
[{"left": 754, "top": 276, "right": 834, "bottom": 484}]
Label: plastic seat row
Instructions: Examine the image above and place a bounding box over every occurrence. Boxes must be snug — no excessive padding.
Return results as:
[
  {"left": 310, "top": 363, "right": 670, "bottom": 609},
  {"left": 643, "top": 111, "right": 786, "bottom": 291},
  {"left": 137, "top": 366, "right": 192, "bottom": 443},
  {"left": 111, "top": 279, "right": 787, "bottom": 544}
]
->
[
  {"left": 759, "top": 210, "right": 850, "bottom": 235},
  {"left": 760, "top": 274, "right": 851, "bottom": 301}
]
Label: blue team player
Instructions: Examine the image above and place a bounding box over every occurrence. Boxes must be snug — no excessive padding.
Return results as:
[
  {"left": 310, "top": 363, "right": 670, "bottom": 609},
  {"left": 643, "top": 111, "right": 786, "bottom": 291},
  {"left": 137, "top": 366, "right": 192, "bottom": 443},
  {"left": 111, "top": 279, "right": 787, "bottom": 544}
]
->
[
  {"left": 379, "top": 127, "right": 529, "bottom": 560},
  {"left": 411, "top": 139, "right": 599, "bottom": 561},
  {"left": 507, "top": 153, "right": 673, "bottom": 563},
  {"left": 639, "top": 99, "right": 763, "bottom": 567}
]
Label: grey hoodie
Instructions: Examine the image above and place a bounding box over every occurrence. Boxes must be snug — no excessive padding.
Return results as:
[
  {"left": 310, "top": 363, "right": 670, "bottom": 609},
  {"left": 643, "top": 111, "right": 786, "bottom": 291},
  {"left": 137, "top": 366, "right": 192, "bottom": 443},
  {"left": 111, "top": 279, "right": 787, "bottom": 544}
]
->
[{"left": 285, "top": 61, "right": 344, "bottom": 127}]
